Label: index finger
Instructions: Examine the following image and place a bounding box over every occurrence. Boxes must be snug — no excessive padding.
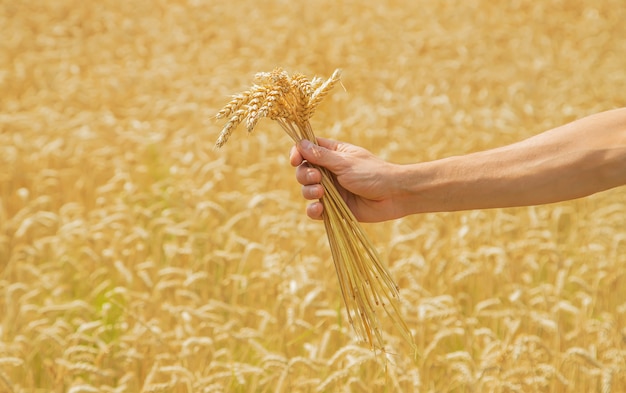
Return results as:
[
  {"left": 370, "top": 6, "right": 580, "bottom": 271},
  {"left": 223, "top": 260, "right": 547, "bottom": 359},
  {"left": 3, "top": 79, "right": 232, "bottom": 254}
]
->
[
  {"left": 289, "top": 145, "right": 304, "bottom": 167},
  {"left": 315, "top": 137, "right": 340, "bottom": 151}
]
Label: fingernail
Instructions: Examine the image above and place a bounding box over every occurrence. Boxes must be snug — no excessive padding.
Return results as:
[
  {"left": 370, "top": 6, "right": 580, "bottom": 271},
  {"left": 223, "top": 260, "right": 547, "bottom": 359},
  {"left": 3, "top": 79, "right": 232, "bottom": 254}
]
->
[
  {"left": 300, "top": 139, "right": 312, "bottom": 150},
  {"left": 306, "top": 167, "right": 316, "bottom": 182}
]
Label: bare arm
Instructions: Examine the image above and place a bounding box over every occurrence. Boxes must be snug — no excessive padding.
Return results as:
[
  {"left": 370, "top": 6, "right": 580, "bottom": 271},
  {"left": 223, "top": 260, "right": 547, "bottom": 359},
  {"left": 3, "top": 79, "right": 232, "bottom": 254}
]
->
[
  {"left": 396, "top": 107, "right": 626, "bottom": 215},
  {"left": 291, "top": 108, "right": 626, "bottom": 222}
]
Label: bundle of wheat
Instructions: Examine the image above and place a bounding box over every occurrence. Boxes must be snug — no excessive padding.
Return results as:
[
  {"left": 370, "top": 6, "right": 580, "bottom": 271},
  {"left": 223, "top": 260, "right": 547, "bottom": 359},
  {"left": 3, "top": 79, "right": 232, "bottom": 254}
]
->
[{"left": 214, "top": 68, "right": 414, "bottom": 352}]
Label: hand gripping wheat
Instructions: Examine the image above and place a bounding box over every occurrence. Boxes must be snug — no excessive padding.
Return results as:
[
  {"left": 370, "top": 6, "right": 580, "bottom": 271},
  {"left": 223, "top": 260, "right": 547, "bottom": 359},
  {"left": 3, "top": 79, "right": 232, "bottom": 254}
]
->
[{"left": 214, "top": 68, "right": 414, "bottom": 352}]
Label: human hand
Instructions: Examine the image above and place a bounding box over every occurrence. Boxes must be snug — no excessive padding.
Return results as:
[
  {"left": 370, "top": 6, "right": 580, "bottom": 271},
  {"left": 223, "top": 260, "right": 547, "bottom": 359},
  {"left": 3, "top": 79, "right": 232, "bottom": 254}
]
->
[{"left": 289, "top": 137, "right": 403, "bottom": 222}]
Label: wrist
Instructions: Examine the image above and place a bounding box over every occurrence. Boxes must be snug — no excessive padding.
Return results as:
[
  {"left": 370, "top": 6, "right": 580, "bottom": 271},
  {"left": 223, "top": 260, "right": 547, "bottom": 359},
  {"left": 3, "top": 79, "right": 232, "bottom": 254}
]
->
[
  {"left": 388, "top": 162, "right": 435, "bottom": 217},
  {"left": 390, "top": 156, "right": 467, "bottom": 216}
]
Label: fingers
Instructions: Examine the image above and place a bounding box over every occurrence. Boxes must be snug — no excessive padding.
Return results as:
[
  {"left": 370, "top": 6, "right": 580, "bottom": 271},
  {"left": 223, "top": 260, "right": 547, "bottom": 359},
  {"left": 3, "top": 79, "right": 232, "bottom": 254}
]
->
[
  {"left": 290, "top": 139, "right": 334, "bottom": 221},
  {"left": 302, "top": 183, "right": 324, "bottom": 200},
  {"left": 295, "top": 160, "right": 324, "bottom": 219},
  {"left": 306, "top": 201, "right": 324, "bottom": 220},
  {"left": 289, "top": 145, "right": 304, "bottom": 167},
  {"left": 314, "top": 137, "right": 340, "bottom": 150},
  {"left": 295, "top": 139, "right": 342, "bottom": 169},
  {"left": 290, "top": 138, "right": 340, "bottom": 167},
  {"left": 298, "top": 167, "right": 324, "bottom": 218},
  {"left": 296, "top": 159, "right": 324, "bottom": 202},
  {"left": 296, "top": 164, "right": 322, "bottom": 185}
]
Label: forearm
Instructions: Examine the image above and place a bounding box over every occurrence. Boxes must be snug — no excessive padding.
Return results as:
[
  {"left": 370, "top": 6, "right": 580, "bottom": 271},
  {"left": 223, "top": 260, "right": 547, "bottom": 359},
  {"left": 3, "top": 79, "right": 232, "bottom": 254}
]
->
[{"left": 393, "top": 108, "right": 626, "bottom": 215}]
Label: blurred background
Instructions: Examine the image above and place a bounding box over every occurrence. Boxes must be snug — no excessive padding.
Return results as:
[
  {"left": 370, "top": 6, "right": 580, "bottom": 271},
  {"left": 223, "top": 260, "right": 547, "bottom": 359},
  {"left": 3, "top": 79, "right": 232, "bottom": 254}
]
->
[{"left": 1, "top": 0, "right": 625, "bottom": 391}]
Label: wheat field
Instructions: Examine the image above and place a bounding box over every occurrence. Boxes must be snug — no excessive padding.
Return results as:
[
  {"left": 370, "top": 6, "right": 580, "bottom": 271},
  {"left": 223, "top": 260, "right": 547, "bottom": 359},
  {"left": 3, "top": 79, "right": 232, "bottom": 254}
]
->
[{"left": 1, "top": 0, "right": 626, "bottom": 392}]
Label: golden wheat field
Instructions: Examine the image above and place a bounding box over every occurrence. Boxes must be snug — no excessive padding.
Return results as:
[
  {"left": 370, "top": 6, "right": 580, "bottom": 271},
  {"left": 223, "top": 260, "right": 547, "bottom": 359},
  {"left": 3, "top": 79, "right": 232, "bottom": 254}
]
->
[{"left": 1, "top": 0, "right": 626, "bottom": 392}]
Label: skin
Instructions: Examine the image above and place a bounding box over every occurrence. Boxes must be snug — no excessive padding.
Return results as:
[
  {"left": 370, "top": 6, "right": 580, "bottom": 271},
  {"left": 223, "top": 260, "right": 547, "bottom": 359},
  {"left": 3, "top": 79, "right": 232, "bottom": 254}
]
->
[{"left": 289, "top": 107, "right": 626, "bottom": 223}]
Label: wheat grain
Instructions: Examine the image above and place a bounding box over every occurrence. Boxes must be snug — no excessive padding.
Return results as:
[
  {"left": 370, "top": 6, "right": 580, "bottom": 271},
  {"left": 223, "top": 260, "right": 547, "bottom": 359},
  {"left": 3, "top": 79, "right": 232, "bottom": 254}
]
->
[
  {"left": 63, "top": 345, "right": 99, "bottom": 360},
  {"left": 142, "top": 379, "right": 179, "bottom": 393},
  {"left": 56, "top": 358, "right": 115, "bottom": 378},
  {"left": 254, "top": 89, "right": 281, "bottom": 128},
  {"left": 244, "top": 86, "right": 269, "bottom": 133},
  {"left": 422, "top": 327, "right": 465, "bottom": 359},
  {"left": 306, "top": 68, "right": 342, "bottom": 119},
  {"left": 602, "top": 367, "right": 614, "bottom": 393},
  {"left": 215, "top": 109, "right": 246, "bottom": 148},
  {"left": 215, "top": 91, "right": 253, "bottom": 120},
  {"left": 316, "top": 368, "right": 352, "bottom": 393},
  {"left": 565, "top": 347, "right": 604, "bottom": 368},
  {"left": 67, "top": 385, "right": 100, "bottom": 393},
  {"left": 531, "top": 364, "right": 570, "bottom": 386}
]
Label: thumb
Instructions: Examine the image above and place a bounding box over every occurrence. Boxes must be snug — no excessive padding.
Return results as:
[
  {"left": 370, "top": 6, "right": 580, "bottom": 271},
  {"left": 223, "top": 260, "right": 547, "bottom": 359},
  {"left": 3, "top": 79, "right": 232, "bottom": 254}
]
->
[{"left": 297, "top": 139, "right": 342, "bottom": 170}]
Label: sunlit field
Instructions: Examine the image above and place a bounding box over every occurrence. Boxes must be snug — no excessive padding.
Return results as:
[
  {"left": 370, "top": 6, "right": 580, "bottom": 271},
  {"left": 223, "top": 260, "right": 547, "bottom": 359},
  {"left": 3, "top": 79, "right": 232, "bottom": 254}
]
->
[{"left": 1, "top": 0, "right": 626, "bottom": 391}]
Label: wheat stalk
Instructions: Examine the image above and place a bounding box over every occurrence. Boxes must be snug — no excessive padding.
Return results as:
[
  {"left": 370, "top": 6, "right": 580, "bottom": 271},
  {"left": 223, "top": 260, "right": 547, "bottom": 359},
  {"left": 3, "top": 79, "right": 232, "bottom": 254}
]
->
[{"left": 214, "top": 68, "right": 414, "bottom": 352}]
